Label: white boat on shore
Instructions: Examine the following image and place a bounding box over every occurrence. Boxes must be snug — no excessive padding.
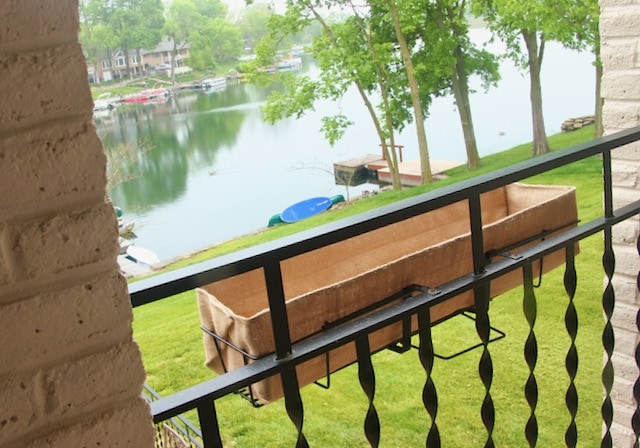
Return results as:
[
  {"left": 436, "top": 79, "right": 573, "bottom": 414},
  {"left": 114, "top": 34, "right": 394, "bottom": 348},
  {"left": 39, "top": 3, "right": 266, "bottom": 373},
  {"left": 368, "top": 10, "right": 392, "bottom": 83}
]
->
[
  {"left": 277, "top": 57, "right": 302, "bottom": 72},
  {"left": 93, "top": 92, "right": 116, "bottom": 112},
  {"left": 126, "top": 245, "right": 160, "bottom": 266},
  {"left": 202, "top": 77, "right": 227, "bottom": 90}
]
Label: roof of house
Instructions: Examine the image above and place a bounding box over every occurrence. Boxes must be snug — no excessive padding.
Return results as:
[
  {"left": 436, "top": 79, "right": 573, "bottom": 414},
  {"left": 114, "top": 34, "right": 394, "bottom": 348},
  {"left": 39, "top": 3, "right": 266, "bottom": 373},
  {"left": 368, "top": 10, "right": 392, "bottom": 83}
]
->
[{"left": 143, "top": 39, "right": 190, "bottom": 54}]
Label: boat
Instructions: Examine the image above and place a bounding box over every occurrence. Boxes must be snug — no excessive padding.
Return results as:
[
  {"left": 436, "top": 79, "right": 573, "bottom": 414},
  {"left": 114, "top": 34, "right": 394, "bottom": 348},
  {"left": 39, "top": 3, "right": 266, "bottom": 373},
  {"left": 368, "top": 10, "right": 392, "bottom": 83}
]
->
[
  {"left": 125, "top": 245, "right": 160, "bottom": 266},
  {"left": 276, "top": 57, "right": 302, "bottom": 72},
  {"left": 117, "top": 245, "right": 157, "bottom": 278},
  {"left": 202, "top": 77, "right": 227, "bottom": 90},
  {"left": 198, "top": 183, "right": 579, "bottom": 404},
  {"left": 268, "top": 195, "right": 345, "bottom": 226},
  {"left": 93, "top": 92, "right": 116, "bottom": 112},
  {"left": 257, "top": 56, "right": 303, "bottom": 75},
  {"left": 123, "top": 88, "right": 172, "bottom": 104},
  {"left": 281, "top": 196, "right": 332, "bottom": 223}
]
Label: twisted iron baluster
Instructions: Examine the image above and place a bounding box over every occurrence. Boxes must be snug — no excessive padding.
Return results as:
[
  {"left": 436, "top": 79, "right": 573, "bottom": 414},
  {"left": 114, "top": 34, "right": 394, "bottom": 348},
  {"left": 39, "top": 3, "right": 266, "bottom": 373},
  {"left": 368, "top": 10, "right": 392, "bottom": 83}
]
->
[
  {"left": 632, "top": 233, "right": 640, "bottom": 448},
  {"left": 281, "top": 369, "right": 310, "bottom": 448},
  {"left": 418, "top": 307, "right": 440, "bottom": 447},
  {"left": 564, "top": 244, "right": 579, "bottom": 448},
  {"left": 356, "top": 335, "right": 380, "bottom": 447},
  {"left": 263, "top": 262, "right": 309, "bottom": 448},
  {"left": 475, "top": 282, "right": 495, "bottom": 448},
  {"left": 468, "top": 194, "right": 494, "bottom": 448},
  {"left": 602, "top": 148, "right": 615, "bottom": 448},
  {"left": 523, "top": 263, "right": 538, "bottom": 447},
  {"left": 602, "top": 226, "right": 616, "bottom": 448}
]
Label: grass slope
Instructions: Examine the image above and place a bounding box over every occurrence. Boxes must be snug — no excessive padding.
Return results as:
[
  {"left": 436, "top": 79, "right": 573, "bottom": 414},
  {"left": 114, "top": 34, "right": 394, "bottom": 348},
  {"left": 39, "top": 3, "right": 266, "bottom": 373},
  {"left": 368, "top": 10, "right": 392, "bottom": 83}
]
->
[{"left": 134, "top": 125, "right": 606, "bottom": 446}]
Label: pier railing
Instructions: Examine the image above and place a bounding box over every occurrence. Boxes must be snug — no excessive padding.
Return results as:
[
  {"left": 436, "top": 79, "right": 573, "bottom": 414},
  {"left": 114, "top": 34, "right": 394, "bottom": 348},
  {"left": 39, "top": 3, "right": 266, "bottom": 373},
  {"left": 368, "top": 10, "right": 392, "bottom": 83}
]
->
[{"left": 130, "top": 126, "right": 640, "bottom": 447}]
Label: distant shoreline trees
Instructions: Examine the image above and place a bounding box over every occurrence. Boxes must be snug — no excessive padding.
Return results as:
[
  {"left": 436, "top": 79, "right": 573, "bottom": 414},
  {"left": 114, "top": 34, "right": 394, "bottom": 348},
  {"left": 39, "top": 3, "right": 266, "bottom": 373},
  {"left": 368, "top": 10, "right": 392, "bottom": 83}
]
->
[
  {"left": 80, "top": 0, "right": 165, "bottom": 81},
  {"left": 80, "top": 0, "right": 249, "bottom": 82}
]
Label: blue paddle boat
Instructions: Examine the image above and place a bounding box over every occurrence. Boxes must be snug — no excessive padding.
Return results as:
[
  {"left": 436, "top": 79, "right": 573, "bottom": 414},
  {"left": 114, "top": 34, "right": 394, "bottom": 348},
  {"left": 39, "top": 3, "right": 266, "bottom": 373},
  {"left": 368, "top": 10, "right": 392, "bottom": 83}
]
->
[{"left": 268, "top": 195, "right": 345, "bottom": 226}]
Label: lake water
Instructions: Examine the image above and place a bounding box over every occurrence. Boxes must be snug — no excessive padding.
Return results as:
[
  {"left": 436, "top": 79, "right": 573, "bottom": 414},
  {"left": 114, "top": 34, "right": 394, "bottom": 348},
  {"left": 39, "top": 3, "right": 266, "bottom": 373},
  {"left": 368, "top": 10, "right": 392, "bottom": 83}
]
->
[{"left": 96, "top": 28, "right": 596, "bottom": 262}]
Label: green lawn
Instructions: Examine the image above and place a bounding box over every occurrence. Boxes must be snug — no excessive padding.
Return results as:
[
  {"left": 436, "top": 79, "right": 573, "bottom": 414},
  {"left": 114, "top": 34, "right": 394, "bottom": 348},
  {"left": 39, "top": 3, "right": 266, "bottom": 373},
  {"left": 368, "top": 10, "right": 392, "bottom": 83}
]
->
[{"left": 133, "top": 125, "right": 607, "bottom": 446}]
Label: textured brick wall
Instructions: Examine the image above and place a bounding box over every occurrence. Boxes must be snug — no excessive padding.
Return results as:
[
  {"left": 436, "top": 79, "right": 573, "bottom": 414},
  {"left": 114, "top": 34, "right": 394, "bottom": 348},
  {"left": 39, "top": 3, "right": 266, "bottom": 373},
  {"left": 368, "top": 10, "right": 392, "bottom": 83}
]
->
[
  {"left": 0, "top": 1, "right": 155, "bottom": 447},
  {"left": 600, "top": 0, "right": 640, "bottom": 446}
]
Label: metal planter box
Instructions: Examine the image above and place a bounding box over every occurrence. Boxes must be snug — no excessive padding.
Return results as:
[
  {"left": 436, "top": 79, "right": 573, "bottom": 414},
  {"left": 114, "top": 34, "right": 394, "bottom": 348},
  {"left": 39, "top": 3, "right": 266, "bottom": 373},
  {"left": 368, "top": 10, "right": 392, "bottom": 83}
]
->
[{"left": 197, "top": 183, "right": 578, "bottom": 403}]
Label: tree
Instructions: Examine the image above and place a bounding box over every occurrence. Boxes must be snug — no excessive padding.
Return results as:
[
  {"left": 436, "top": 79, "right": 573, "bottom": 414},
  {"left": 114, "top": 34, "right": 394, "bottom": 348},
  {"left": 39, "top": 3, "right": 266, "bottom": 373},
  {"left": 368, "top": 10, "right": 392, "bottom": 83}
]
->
[
  {"left": 362, "top": 0, "right": 498, "bottom": 173},
  {"left": 582, "top": 2, "right": 603, "bottom": 137},
  {"left": 80, "top": 0, "right": 164, "bottom": 81},
  {"left": 165, "top": 0, "right": 241, "bottom": 75},
  {"left": 255, "top": 0, "right": 497, "bottom": 186},
  {"left": 385, "top": 0, "right": 434, "bottom": 183},
  {"left": 164, "top": 0, "right": 199, "bottom": 83},
  {"left": 237, "top": 2, "right": 275, "bottom": 49},
  {"left": 474, "top": 0, "right": 598, "bottom": 156},
  {"left": 256, "top": 4, "right": 407, "bottom": 189},
  {"left": 429, "top": 0, "right": 499, "bottom": 169},
  {"left": 79, "top": 0, "right": 119, "bottom": 82},
  {"left": 191, "top": 17, "right": 243, "bottom": 70},
  {"left": 130, "top": 0, "right": 165, "bottom": 77}
]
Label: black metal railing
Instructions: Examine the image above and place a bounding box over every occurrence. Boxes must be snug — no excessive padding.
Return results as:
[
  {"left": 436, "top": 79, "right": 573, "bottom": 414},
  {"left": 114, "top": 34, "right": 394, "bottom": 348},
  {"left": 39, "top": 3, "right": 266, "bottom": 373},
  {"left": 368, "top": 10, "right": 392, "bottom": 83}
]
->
[
  {"left": 143, "top": 384, "right": 203, "bottom": 448},
  {"left": 130, "top": 126, "right": 640, "bottom": 447}
]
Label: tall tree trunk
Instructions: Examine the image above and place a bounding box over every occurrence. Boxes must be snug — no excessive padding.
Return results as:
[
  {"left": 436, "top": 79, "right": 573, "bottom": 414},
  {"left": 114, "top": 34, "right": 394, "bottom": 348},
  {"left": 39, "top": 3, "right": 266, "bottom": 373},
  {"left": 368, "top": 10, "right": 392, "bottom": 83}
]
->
[
  {"left": 376, "top": 74, "right": 402, "bottom": 190},
  {"left": 171, "top": 40, "right": 178, "bottom": 85},
  {"left": 594, "top": 37, "right": 604, "bottom": 137},
  {"left": 389, "top": 1, "right": 433, "bottom": 184},
  {"left": 358, "top": 82, "right": 402, "bottom": 190},
  {"left": 363, "top": 17, "right": 401, "bottom": 189},
  {"left": 433, "top": 1, "right": 482, "bottom": 170},
  {"left": 136, "top": 48, "right": 146, "bottom": 78},
  {"left": 451, "top": 44, "right": 481, "bottom": 169},
  {"left": 124, "top": 46, "right": 133, "bottom": 81},
  {"left": 95, "top": 55, "right": 105, "bottom": 83},
  {"left": 522, "top": 30, "right": 549, "bottom": 156}
]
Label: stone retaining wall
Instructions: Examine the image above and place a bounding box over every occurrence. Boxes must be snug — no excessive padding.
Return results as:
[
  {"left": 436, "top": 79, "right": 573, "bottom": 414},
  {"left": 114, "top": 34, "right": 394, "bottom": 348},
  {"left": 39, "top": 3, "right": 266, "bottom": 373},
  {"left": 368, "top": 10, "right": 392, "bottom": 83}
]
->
[{"left": 561, "top": 115, "right": 596, "bottom": 131}]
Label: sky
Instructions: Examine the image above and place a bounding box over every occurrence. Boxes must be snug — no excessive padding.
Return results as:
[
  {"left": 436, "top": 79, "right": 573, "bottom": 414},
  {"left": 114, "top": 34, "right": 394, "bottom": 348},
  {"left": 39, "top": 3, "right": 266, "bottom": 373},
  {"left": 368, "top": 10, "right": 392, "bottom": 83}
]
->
[{"left": 224, "top": 0, "right": 287, "bottom": 15}]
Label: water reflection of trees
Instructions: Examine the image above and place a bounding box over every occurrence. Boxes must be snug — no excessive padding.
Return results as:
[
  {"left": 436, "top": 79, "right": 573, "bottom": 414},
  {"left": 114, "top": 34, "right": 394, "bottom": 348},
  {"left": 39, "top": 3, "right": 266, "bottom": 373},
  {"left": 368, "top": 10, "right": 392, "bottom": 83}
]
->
[{"left": 97, "top": 85, "right": 254, "bottom": 213}]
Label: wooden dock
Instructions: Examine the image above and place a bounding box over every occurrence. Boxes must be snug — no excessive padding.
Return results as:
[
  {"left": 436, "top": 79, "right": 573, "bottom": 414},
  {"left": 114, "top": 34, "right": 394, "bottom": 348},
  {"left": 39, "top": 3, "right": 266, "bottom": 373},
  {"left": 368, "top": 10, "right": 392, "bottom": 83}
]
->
[
  {"left": 334, "top": 154, "right": 464, "bottom": 187},
  {"left": 333, "top": 154, "right": 383, "bottom": 186}
]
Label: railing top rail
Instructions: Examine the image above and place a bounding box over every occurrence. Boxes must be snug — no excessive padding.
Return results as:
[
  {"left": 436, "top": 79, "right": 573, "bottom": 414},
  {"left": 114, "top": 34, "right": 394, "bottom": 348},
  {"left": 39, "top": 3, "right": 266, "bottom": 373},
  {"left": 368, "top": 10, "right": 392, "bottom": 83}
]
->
[{"left": 129, "top": 125, "right": 640, "bottom": 307}]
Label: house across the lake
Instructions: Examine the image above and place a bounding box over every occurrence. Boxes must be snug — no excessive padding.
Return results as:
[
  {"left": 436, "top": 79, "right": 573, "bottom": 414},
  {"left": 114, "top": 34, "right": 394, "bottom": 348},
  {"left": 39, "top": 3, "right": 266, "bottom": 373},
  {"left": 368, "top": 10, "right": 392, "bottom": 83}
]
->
[{"left": 86, "top": 38, "right": 190, "bottom": 83}]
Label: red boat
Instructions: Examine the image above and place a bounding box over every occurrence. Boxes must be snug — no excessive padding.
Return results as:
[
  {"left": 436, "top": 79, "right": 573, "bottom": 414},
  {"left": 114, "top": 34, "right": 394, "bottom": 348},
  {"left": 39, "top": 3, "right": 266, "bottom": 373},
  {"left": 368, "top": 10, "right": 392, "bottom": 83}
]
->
[{"left": 123, "top": 88, "right": 171, "bottom": 104}]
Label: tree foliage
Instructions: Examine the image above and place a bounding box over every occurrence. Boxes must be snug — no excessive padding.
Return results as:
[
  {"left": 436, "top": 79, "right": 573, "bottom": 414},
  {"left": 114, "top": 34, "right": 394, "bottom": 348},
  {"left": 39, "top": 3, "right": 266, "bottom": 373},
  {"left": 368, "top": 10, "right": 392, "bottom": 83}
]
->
[
  {"left": 473, "top": 0, "right": 598, "bottom": 156},
  {"left": 190, "top": 17, "right": 243, "bottom": 69},
  {"left": 427, "top": 0, "right": 500, "bottom": 168},
  {"left": 255, "top": 3, "right": 413, "bottom": 189},
  {"left": 80, "top": 0, "right": 165, "bottom": 79},
  {"left": 79, "top": 0, "right": 119, "bottom": 70},
  {"left": 255, "top": 0, "right": 501, "bottom": 187},
  {"left": 81, "top": 0, "right": 245, "bottom": 82},
  {"left": 164, "top": 0, "right": 242, "bottom": 73},
  {"left": 237, "top": 3, "right": 275, "bottom": 48}
]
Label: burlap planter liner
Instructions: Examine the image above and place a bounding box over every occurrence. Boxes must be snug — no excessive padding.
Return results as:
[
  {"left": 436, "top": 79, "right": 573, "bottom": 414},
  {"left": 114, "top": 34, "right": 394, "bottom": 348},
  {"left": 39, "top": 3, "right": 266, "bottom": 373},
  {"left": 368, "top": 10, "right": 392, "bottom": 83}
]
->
[{"left": 198, "top": 183, "right": 578, "bottom": 403}]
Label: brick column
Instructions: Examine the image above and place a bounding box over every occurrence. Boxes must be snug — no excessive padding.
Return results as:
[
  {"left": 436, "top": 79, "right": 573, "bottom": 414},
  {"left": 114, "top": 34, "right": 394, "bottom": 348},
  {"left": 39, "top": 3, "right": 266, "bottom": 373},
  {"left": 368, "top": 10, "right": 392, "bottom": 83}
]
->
[
  {"left": 600, "top": 1, "right": 640, "bottom": 446},
  {"left": 0, "top": 1, "right": 154, "bottom": 447}
]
